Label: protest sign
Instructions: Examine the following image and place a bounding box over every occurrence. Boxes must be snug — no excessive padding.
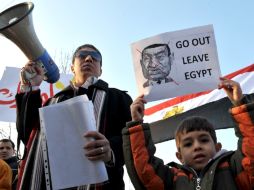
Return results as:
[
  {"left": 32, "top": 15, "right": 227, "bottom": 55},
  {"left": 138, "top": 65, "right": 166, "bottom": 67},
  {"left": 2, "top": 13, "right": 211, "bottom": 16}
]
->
[{"left": 131, "top": 25, "right": 221, "bottom": 102}]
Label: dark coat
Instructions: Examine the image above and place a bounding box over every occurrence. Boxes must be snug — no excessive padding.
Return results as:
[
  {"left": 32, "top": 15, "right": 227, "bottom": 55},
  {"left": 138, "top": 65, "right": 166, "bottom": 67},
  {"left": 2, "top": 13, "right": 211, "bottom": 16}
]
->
[
  {"left": 16, "top": 79, "right": 132, "bottom": 190},
  {"left": 5, "top": 156, "right": 18, "bottom": 190}
]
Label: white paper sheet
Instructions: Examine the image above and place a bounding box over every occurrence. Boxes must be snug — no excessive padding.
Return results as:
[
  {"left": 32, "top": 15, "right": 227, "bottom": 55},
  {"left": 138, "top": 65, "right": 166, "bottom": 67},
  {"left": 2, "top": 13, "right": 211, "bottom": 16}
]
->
[{"left": 39, "top": 95, "right": 108, "bottom": 190}]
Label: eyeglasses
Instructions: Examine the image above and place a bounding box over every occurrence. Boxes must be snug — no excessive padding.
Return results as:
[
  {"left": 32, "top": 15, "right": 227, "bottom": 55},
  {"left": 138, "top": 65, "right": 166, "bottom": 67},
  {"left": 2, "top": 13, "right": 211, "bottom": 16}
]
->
[{"left": 75, "top": 50, "right": 102, "bottom": 62}]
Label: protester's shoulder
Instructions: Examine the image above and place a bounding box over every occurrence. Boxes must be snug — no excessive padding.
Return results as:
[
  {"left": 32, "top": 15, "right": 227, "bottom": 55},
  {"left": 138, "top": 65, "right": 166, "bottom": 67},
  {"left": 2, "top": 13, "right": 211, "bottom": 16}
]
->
[
  {"left": 0, "top": 159, "right": 11, "bottom": 171},
  {"left": 45, "top": 85, "right": 73, "bottom": 105},
  {"left": 108, "top": 87, "right": 132, "bottom": 100},
  {"left": 53, "top": 85, "right": 73, "bottom": 98},
  {"left": 109, "top": 87, "right": 130, "bottom": 95},
  {"left": 7, "top": 156, "right": 19, "bottom": 164},
  {"left": 97, "top": 79, "right": 132, "bottom": 100}
]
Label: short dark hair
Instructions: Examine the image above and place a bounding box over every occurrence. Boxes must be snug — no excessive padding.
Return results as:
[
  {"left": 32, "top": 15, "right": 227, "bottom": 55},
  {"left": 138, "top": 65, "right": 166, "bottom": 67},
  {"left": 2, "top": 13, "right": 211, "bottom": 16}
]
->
[
  {"left": 0, "top": 139, "right": 15, "bottom": 149},
  {"left": 72, "top": 44, "right": 102, "bottom": 66},
  {"left": 141, "top": 43, "right": 171, "bottom": 60},
  {"left": 175, "top": 116, "right": 217, "bottom": 150}
]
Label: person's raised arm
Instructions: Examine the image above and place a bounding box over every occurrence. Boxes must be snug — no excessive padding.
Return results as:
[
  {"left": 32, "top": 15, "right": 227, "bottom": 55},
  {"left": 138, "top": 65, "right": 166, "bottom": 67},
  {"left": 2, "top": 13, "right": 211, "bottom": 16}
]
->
[
  {"left": 130, "top": 94, "right": 147, "bottom": 122},
  {"left": 218, "top": 77, "right": 243, "bottom": 106},
  {"left": 16, "top": 62, "right": 44, "bottom": 145},
  {"left": 219, "top": 78, "right": 254, "bottom": 188}
]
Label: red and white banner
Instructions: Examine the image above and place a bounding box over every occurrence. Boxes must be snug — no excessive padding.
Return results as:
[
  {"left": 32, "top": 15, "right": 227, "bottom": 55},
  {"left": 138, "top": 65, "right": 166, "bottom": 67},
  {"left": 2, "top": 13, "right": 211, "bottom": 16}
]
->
[
  {"left": 146, "top": 63, "right": 254, "bottom": 143},
  {"left": 0, "top": 67, "right": 72, "bottom": 123}
]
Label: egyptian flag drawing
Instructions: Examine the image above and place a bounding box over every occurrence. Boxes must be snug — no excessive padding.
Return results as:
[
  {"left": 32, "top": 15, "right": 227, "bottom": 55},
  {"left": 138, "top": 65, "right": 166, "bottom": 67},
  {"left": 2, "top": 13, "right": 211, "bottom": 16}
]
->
[{"left": 144, "top": 63, "right": 254, "bottom": 143}]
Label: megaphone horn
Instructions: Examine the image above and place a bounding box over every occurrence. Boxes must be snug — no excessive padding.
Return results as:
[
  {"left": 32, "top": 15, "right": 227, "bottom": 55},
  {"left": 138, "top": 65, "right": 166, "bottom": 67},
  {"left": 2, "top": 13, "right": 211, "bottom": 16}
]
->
[{"left": 0, "top": 2, "right": 59, "bottom": 83}]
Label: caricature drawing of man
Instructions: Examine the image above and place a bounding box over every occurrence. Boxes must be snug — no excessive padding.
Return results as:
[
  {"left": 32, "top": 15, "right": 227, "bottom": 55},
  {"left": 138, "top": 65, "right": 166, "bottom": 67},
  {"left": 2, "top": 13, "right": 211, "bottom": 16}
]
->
[{"left": 140, "top": 43, "right": 177, "bottom": 87}]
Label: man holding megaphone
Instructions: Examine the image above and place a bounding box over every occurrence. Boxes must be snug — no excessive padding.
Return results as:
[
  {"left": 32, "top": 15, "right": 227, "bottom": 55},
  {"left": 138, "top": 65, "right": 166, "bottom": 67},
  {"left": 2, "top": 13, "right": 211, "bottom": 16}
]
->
[{"left": 15, "top": 44, "right": 133, "bottom": 190}]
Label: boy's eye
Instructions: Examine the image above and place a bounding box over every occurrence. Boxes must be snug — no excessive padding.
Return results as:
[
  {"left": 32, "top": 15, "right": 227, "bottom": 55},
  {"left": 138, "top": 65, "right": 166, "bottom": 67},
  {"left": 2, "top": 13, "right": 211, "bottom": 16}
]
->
[
  {"left": 200, "top": 138, "right": 210, "bottom": 143},
  {"left": 183, "top": 142, "right": 192, "bottom": 147}
]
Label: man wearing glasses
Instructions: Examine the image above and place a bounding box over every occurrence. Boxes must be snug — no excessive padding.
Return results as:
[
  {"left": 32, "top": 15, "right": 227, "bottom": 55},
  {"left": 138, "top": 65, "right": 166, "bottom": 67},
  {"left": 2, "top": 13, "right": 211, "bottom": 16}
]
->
[
  {"left": 140, "top": 43, "right": 178, "bottom": 87},
  {"left": 16, "top": 44, "right": 132, "bottom": 190}
]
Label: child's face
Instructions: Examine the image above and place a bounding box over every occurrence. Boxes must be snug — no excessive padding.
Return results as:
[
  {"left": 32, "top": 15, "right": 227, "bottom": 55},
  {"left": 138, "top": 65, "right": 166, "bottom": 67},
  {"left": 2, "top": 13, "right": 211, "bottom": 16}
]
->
[{"left": 176, "top": 130, "right": 221, "bottom": 171}]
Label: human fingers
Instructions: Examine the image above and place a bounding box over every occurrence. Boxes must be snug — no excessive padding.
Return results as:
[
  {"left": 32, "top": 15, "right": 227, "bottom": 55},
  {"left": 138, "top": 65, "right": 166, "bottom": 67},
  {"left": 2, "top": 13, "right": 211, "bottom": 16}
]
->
[
  {"left": 83, "top": 131, "right": 111, "bottom": 161},
  {"left": 34, "top": 63, "right": 45, "bottom": 76},
  {"left": 84, "top": 131, "right": 104, "bottom": 140},
  {"left": 218, "top": 77, "right": 233, "bottom": 89},
  {"left": 84, "top": 140, "right": 109, "bottom": 156},
  {"left": 218, "top": 77, "right": 240, "bottom": 90},
  {"left": 20, "top": 63, "right": 37, "bottom": 85},
  {"left": 84, "top": 131, "right": 110, "bottom": 150},
  {"left": 132, "top": 94, "right": 146, "bottom": 104},
  {"left": 85, "top": 146, "right": 110, "bottom": 161},
  {"left": 131, "top": 95, "right": 146, "bottom": 121},
  {"left": 218, "top": 77, "right": 243, "bottom": 106}
]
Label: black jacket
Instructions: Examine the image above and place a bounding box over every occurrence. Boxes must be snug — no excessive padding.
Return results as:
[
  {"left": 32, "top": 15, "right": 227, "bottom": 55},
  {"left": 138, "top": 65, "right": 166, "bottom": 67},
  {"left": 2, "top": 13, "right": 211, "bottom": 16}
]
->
[
  {"left": 5, "top": 156, "right": 18, "bottom": 190},
  {"left": 16, "top": 79, "right": 132, "bottom": 190}
]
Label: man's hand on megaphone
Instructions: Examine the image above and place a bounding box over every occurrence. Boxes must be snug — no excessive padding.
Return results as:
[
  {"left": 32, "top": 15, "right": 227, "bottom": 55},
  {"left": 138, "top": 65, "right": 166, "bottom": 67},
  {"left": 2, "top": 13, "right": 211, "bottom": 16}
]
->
[{"left": 20, "top": 62, "right": 44, "bottom": 86}]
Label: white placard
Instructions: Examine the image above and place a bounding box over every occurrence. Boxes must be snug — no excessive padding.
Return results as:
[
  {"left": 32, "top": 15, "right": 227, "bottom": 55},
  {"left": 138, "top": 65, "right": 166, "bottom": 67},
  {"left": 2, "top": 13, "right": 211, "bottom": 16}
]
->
[{"left": 131, "top": 25, "right": 221, "bottom": 102}]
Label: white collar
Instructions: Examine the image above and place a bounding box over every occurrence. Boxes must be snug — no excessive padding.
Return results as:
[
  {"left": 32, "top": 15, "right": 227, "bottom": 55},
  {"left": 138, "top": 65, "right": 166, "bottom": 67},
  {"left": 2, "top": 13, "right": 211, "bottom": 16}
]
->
[{"left": 73, "top": 76, "right": 98, "bottom": 89}]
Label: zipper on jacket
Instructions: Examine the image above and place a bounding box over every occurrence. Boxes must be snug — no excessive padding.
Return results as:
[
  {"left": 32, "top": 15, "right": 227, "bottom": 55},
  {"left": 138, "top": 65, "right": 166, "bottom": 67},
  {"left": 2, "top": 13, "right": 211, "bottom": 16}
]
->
[
  {"left": 188, "top": 167, "right": 202, "bottom": 190},
  {"left": 196, "top": 177, "right": 201, "bottom": 190}
]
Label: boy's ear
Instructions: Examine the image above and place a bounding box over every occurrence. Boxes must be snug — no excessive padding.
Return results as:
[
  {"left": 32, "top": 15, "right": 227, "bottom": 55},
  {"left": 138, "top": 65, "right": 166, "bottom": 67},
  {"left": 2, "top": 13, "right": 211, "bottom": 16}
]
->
[
  {"left": 71, "top": 64, "right": 75, "bottom": 74},
  {"left": 215, "top": 142, "right": 222, "bottom": 152},
  {"left": 176, "top": 151, "right": 184, "bottom": 164}
]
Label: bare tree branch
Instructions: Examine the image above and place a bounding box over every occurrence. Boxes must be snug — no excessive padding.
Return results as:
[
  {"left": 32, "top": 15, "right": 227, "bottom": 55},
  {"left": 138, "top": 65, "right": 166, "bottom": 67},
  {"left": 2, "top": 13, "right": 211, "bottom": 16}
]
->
[{"left": 53, "top": 49, "right": 73, "bottom": 74}]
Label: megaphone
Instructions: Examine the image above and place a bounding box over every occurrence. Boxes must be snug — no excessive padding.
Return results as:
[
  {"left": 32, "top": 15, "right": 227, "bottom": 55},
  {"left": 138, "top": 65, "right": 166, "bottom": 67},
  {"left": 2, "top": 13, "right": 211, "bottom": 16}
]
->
[{"left": 0, "top": 2, "right": 59, "bottom": 83}]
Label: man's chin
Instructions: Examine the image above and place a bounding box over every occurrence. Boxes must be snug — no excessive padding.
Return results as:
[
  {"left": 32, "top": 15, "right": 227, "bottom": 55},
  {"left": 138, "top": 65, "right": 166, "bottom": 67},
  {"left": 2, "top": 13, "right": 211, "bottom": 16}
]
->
[{"left": 80, "top": 70, "right": 93, "bottom": 76}]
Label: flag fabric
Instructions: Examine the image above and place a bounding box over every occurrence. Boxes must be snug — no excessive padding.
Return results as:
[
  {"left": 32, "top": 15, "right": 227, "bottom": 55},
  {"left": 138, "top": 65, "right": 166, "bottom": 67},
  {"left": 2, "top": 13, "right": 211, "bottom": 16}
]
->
[{"left": 144, "top": 63, "right": 254, "bottom": 143}]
